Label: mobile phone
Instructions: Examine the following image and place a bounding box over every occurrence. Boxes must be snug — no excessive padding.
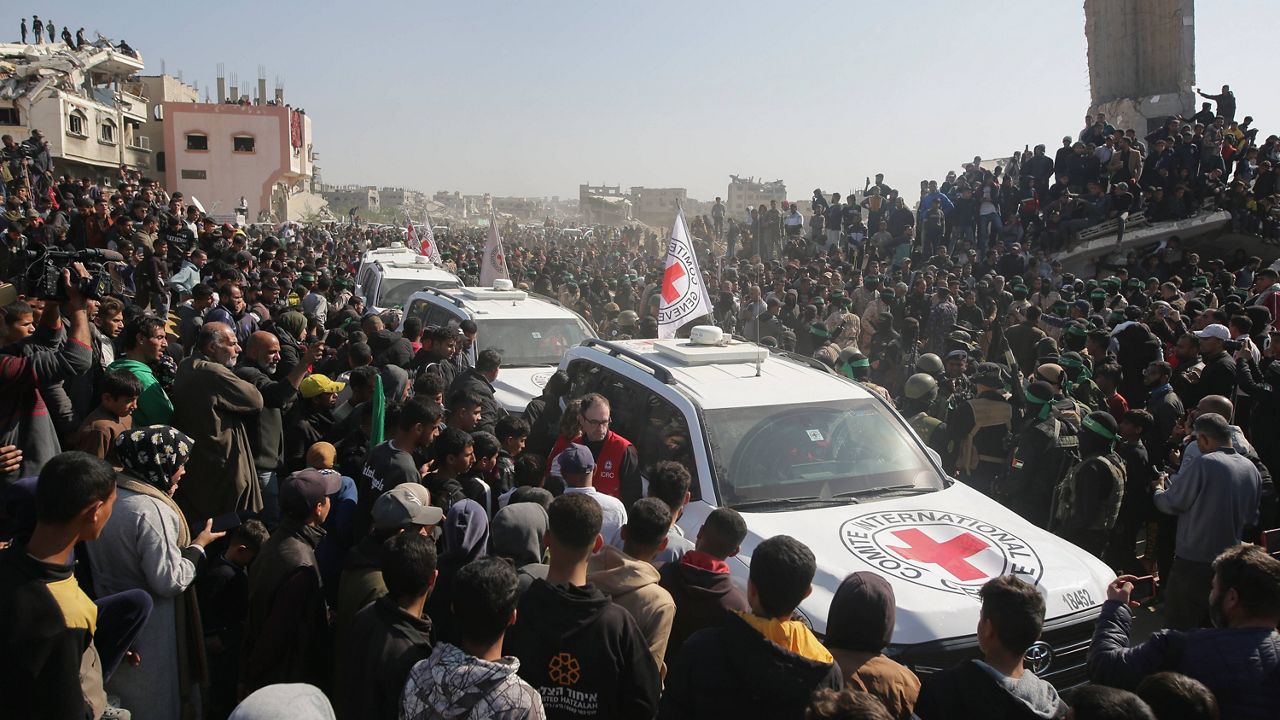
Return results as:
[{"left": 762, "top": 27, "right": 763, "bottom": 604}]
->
[
  {"left": 1128, "top": 575, "right": 1156, "bottom": 603},
  {"left": 210, "top": 512, "right": 242, "bottom": 534},
  {"left": 1263, "top": 528, "right": 1280, "bottom": 558}
]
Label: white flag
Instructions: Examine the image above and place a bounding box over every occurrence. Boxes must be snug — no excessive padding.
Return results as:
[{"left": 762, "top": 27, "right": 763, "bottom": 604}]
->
[
  {"left": 480, "top": 212, "right": 509, "bottom": 286},
  {"left": 658, "top": 207, "right": 713, "bottom": 339},
  {"left": 421, "top": 209, "right": 443, "bottom": 264}
]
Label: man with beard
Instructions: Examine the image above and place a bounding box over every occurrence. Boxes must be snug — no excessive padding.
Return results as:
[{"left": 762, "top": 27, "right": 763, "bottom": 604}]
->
[
  {"left": 1153, "top": 413, "right": 1261, "bottom": 630},
  {"left": 172, "top": 322, "right": 266, "bottom": 525},
  {"left": 204, "top": 283, "right": 259, "bottom": 344},
  {"left": 1087, "top": 544, "right": 1280, "bottom": 720},
  {"left": 237, "top": 332, "right": 323, "bottom": 523}
]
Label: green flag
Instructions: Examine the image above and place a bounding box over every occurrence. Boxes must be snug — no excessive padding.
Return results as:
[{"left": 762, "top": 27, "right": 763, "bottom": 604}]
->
[{"left": 369, "top": 373, "right": 386, "bottom": 451}]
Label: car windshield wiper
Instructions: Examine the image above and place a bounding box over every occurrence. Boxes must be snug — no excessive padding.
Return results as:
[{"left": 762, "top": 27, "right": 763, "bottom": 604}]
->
[
  {"left": 730, "top": 496, "right": 860, "bottom": 512},
  {"left": 832, "top": 484, "right": 937, "bottom": 499}
]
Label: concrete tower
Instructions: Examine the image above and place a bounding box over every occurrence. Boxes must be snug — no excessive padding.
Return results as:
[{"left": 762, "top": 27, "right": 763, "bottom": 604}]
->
[{"left": 1083, "top": 0, "right": 1196, "bottom": 134}]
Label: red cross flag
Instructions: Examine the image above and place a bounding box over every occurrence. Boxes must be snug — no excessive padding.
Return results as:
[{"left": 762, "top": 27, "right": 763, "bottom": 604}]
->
[
  {"left": 658, "top": 207, "right": 713, "bottom": 339},
  {"left": 480, "top": 210, "right": 509, "bottom": 286},
  {"left": 420, "top": 210, "right": 443, "bottom": 264}
]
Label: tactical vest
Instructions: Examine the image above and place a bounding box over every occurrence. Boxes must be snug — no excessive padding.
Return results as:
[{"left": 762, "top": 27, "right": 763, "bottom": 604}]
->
[
  {"left": 1051, "top": 453, "right": 1126, "bottom": 533},
  {"left": 909, "top": 412, "right": 943, "bottom": 444},
  {"left": 957, "top": 397, "right": 1014, "bottom": 473}
]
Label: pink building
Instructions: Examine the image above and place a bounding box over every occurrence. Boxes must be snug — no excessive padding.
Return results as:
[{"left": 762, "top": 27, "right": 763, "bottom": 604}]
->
[{"left": 161, "top": 101, "right": 313, "bottom": 222}]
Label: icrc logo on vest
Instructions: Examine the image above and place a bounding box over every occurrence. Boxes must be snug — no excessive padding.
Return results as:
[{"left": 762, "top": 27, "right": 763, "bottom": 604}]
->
[{"left": 839, "top": 510, "right": 1044, "bottom": 599}]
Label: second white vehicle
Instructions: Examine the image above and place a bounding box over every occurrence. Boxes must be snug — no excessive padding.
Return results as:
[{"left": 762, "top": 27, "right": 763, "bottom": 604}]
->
[{"left": 399, "top": 281, "right": 596, "bottom": 412}]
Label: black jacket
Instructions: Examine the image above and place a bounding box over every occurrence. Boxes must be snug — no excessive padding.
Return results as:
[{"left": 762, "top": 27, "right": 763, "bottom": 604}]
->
[
  {"left": 234, "top": 360, "right": 300, "bottom": 473},
  {"left": 915, "top": 659, "right": 1067, "bottom": 720},
  {"left": 660, "top": 612, "right": 843, "bottom": 720},
  {"left": 337, "top": 597, "right": 433, "bottom": 720},
  {"left": 243, "top": 520, "right": 330, "bottom": 692},
  {"left": 657, "top": 559, "right": 749, "bottom": 666},
  {"left": 505, "top": 578, "right": 660, "bottom": 720},
  {"left": 1174, "top": 350, "right": 1235, "bottom": 408},
  {"left": 448, "top": 367, "right": 507, "bottom": 434},
  {"left": 1087, "top": 599, "right": 1280, "bottom": 720}
]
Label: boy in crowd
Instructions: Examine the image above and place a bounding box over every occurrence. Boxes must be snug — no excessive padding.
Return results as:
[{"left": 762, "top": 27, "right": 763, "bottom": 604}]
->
[
  {"left": 0, "top": 452, "right": 118, "bottom": 719},
  {"left": 498, "top": 453, "right": 550, "bottom": 509},
  {"left": 68, "top": 368, "right": 140, "bottom": 464},
  {"left": 915, "top": 575, "right": 1067, "bottom": 719},
  {"left": 495, "top": 415, "right": 530, "bottom": 490},
  {"left": 358, "top": 399, "right": 443, "bottom": 535},
  {"left": 661, "top": 534, "right": 842, "bottom": 719},
  {"left": 342, "top": 531, "right": 438, "bottom": 720},
  {"left": 401, "top": 557, "right": 545, "bottom": 719},
  {"left": 424, "top": 427, "right": 475, "bottom": 515},
  {"left": 505, "top": 493, "right": 660, "bottom": 719},
  {"left": 658, "top": 507, "right": 750, "bottom": 664},
  {"left": 463, "top": 430, "right": 502, "bottom": 513},
  {"left": 199, "top": 519, "right": 269, "bottom": 718},
  {"left": 446, "top": 390, "right": 483, "bottom": 433},
  {"left": 589, "top": 497, "right": 677, "bottom": 677}
]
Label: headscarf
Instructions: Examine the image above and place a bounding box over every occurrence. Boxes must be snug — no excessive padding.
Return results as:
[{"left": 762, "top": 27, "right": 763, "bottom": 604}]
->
[
  {"left": 115, "top": 425, "right": 194, "bottom": 493},
  {"left": 275, "top": 310, "right": 307, "bottom": 340}
]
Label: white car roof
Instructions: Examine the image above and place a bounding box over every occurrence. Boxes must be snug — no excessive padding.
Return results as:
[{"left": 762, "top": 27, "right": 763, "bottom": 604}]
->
[
  {"left": 570, "top": 338, "right": 873, "bottom": 410},
  {"left": 410, "top": 286, "right": 584, "bottom": 321}
]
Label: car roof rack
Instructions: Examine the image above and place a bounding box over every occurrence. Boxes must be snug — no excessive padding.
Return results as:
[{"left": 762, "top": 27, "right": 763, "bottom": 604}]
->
[
  {"left": 424, "top": 287, "right": 465, "bottom": 308},
  {"left": 580, "top": 339, "right": 673, "bottom": 384}
]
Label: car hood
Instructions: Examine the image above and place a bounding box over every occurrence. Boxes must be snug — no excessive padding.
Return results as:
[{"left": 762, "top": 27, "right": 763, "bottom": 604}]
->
[
  {"left": 681, "top": 481, "right": 1115, "bottom": 644},
  {"left": 493, "top": 367, "right": 554, "bottom": 414}
]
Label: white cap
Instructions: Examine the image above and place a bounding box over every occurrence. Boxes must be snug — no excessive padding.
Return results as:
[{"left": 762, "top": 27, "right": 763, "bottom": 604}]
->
[{"left": 1194, "top": 323, "right": 1230, "bottom": 341}]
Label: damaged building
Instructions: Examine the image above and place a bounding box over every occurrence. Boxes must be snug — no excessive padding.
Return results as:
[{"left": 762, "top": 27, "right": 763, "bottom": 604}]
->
[{"left": 0, "top": 36, "right": 150, "bottom": 179}]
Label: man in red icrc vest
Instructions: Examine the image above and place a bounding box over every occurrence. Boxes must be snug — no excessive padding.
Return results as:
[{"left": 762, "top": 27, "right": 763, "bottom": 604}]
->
[{"left": 547, "top": 393, "right": 642, "bottom": 506}]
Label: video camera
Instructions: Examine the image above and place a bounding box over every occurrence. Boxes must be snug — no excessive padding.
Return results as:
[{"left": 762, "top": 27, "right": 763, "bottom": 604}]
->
[{"left": 18, "top": 247, "right": 118, "bottom": 301}]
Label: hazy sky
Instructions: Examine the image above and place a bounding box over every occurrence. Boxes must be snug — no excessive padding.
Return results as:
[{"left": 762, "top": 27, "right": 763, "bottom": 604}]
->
[{"left": 30, "top": 1, "right": 1277, "bottom": 202}]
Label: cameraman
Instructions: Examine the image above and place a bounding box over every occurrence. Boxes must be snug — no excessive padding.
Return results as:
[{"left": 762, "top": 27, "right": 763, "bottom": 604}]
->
[{"left": 0, "top": 265, "right": 93, "bottom": 484}]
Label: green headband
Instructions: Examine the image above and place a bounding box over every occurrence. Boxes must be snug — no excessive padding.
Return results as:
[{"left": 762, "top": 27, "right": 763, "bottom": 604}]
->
[
  {"left": 846, "top": 358, "right": 871, "bottom": 369},
  {"left": 1066, "top": 324, "right": 1088, "bottom": 337},
  {"left": 1082, "top": 415, "right": 1117, "bottom": 441}
]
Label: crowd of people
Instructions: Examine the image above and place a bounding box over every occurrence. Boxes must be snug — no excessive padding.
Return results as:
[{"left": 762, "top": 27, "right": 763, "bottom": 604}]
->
[{"left": 2, "top": 79, "right": 1280, "bottom": 719}]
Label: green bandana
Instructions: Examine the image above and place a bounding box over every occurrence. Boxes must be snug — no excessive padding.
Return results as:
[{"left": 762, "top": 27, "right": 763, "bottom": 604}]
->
[{"left": 1082, "top": 415, "right": 1116, "bottom": 441}]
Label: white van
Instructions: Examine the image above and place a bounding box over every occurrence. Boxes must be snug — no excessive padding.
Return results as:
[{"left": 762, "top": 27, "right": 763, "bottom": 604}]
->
[
  {"left": 558, "top": 333, "right": 1115, "bottom": 689},
  {"left": 399, "top": 282, "right": 596, "bottom": 412},
  {"left": 354, "top": 243, "right": 462, "bottom": 312}
]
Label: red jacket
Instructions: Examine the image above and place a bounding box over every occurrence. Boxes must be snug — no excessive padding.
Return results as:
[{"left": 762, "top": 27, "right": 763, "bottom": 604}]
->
[{"left": 547, "top": 430, "right": 633, "bottom": 498}]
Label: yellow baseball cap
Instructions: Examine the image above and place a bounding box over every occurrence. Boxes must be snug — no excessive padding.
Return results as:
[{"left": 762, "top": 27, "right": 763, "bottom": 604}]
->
[{"left": 299, "top": 374, "right": 345, "bottom": 399}]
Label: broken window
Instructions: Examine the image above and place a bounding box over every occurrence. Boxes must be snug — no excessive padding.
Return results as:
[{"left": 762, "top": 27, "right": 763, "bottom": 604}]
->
[
  {"left": 68, "top": 110, "right": 87, "bottom": 136},
  {"left": 99, "top": 120, "right": 115, "bottom": 144},
  {"left": 181, "top": 169, "right": 207, "bottom": 180},
  {"left": 233, "top": 135, "right": 255, "bottom": 153},
  {"left": 186, "top": 133, "right": 208, "bottom": 151},
  {"left": 0, "top": 107, "right": 18, "bottom": 125}
]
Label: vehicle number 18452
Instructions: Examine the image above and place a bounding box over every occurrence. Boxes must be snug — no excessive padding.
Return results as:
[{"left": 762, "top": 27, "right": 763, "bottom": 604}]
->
[{"left": 1062, "top": 588, "right": 1094, "bottom": 611}]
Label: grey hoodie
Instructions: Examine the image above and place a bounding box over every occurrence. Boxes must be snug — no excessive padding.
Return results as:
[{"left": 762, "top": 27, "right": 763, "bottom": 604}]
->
[
  {"left": 973, "top": 660, "right": 1066, "bottom": 720},
  {"left": 400, "top": 642, "right": 545, "bottom": 720}
]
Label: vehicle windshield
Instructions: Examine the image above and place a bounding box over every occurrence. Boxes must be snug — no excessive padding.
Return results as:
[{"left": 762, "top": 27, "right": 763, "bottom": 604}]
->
[
  {"left": 378, "top": 277, "right": 461, "bottom": 306},
  {"left": 478, "top": 318, "right": 590, "bottom": 366},
  {"left": 704, "top": 398, "right": 944, "bottom": 506}
]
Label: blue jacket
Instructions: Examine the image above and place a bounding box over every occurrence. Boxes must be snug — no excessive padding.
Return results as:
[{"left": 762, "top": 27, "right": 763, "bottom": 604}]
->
[{"left": 1087, "top": 599, "right": 1280, "bottom": 720}]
